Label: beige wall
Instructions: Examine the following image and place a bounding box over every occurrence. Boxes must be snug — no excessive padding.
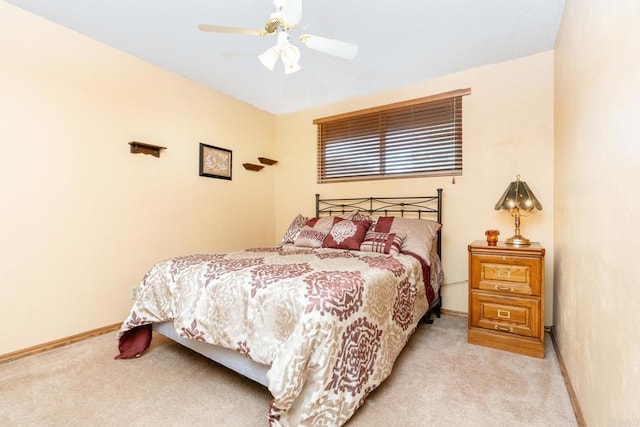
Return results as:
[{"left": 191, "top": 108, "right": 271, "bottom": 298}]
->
[
  {"left": 274, "top": 52, "right": 555, "bottom": 319},
  {"left": 0, "top": 2, "right": 276, "bottom": 355},
  {"left": 554, "top": 0, "right": 640, "bottom": 425}
]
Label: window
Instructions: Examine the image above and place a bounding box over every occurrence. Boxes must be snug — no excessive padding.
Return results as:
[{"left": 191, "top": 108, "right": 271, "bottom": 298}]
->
[{"left": 314, "top": 88, "right": 470, "bottom": 183}]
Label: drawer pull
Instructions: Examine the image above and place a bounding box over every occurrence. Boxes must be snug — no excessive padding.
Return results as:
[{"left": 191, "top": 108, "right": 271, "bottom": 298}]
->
[
  {"left": 495, "top": 325, "right": 513, "bottom": 333},
  {"left": 497, "top": 269, "right": 511, "bottom": 278},
  {"left": 497, "top": 310, "right": 511, "bottom": 319},
  {"left": 495, "top": 285, "right": 513, "bottom": 292}
]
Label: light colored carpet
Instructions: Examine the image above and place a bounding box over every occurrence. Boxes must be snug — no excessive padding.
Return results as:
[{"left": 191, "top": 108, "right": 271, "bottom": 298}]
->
[{"left": 0, "top": 315, "right": 577, "bottom": 426}]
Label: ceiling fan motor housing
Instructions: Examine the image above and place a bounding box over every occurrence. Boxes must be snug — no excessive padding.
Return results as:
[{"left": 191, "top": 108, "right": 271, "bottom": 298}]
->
[{"left": 265, "top": 17, "right": 286, "bottom": 34}]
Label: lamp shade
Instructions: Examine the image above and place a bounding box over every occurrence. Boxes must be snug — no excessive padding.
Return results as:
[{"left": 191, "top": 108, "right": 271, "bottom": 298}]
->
[
  {"left": 258, "top": 46, "right": 280, "bottom": 71},
  {"left": 281, "top": 43, "right": 301, "bottom": 74},
  {"left": 283, "top": 60, "right": 301, "bottom": 74},
  {"left": 495, "top": 177, "right": 542, "bottom": 212},
  {"left": 495, "top": 175, "right": 542, "bottom": 245}
]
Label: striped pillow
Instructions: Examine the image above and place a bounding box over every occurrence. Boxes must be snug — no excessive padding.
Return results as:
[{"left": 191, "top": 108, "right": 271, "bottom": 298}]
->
[{"left": 359, "top": 231, "right": 405, "bottom": 255}]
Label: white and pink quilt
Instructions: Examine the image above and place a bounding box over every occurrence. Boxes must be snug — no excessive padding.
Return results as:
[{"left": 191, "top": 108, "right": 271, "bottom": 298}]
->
[{"left": 118, "top": 245, "right": 438, "bottom": 426}]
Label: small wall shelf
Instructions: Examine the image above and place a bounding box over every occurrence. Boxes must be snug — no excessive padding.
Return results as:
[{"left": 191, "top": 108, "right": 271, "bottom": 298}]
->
[
  {"left": 243, "top": 163, "right": 264, "bottom": 171},
  {"left": 258, "top": 157, "right": 278, "bottom": 165},
  {"left": 129, "top": 141, "right": 166, "bottom": 158},
  {"left": 243, "top": 157, "right": 278, "bottom": 171}
]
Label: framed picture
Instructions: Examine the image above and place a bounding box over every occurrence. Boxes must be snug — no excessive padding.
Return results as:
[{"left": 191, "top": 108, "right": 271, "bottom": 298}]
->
[{"left": 199, "top": 143, "right": 232, "bottom": 180}]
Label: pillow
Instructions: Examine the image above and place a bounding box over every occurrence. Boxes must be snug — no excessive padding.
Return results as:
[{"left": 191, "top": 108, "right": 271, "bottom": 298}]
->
[
  {"left": 294, "top": 216, "right": 336, "bottom": 248},
  {"left": 360, "top": 231, "right": 405, "bottom": 255},
  {"left": 281, "top": 214, "right": 309, "bottom": 244},
  {"left": 322, "top": 219, "right": 373, "bottom": 250},
  {"left": 349, "top": 210, "right": 374, "bottom": 221},
  {"left": 294, "top": 227, "right": 328, "bottom": 248},
  {"left": 373, "top": 216, "right": 441, "bottom": 265},
  {"left": 340, "top": 210, "right": 360, "bottom": 220},
  {"left": 304, "top": 216, "right": 336, "bottom": 231}
]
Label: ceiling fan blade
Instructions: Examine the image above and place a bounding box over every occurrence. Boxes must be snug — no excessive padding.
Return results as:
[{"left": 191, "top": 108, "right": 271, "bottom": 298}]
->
[
  {"left": 198, "top": 24, "right": 268, "bottom": 36},
  {"left": 299, "top": 34, "right": 359, "bottom": 60},
  {"left": 280, "top": 0, "right": 302, "bottom": 27}
]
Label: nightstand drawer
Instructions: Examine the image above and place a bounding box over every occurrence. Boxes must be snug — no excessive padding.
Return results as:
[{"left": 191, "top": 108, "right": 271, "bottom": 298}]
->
[
  {"left": 470, "top": 293, "right": 540, "bottom": 338},
  {"left": 470, "top": 255, "right": 541, "bottom": 296}
]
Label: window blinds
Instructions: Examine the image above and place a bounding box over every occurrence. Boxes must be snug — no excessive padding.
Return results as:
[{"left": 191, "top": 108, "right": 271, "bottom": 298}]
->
[{"left": 315, "top": 88, "right": 470, "bottom": 183}]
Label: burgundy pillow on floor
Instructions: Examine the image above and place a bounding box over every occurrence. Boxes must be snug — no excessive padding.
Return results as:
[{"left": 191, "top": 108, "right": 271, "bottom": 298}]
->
[{"left": 114, "top": 324, "right": 152, "bottom": 359}]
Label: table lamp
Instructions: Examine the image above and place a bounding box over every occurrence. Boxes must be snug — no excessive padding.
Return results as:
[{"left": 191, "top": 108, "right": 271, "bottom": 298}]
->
[{"left": 494, "top": 175, "right": 542, "bottom": 245}]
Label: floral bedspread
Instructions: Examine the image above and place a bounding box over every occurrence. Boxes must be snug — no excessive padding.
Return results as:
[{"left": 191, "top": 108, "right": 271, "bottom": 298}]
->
[{"left": 118, "top": 245, "right": 433, "bottom": 426}]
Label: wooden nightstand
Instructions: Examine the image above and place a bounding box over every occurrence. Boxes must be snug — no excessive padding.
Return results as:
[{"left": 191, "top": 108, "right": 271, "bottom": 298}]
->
[{"left": 467, "top": 241, "right": 545, "bottom": 358}]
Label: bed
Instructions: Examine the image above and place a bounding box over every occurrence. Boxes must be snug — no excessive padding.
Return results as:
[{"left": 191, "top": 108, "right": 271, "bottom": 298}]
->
[{"left": 116, "top": 191, "right": 444, "bottom": 426}]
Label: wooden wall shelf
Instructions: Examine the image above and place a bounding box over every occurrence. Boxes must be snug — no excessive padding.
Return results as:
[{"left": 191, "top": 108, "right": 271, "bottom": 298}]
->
[
  {"left": 129, "top": 141, "right": 166, "bottom": 158},
  {"left": 258, "top": 157, "right": 278, "bottom": 165},
  {"left": 243, "top": 157, "right": 278, "bottom": 171},
  {"left": 243, "top": 163, "right": 264, "bottom": 171}
]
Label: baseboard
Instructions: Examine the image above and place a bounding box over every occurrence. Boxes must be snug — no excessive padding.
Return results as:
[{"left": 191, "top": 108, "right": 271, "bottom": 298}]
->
[
  {"left": 548, "top": 326, "right": 586, "bottom": 426},
  {"left": 0, "top": 323, "right": 121, "bottom": 365},
  {"left": 440, "top": 308, "right": 468, "bottom": 317}
]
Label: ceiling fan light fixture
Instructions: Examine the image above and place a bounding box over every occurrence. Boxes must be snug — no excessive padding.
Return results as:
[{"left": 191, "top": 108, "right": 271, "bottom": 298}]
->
[
  {"left": 284, "top": 61, "right": 301, "bottom": 74},
  {"left": 201, "top": 1, "right": 357, "bottom": 76},
  {"left": 281, "top": 43, "right": 301, "bottom": 74},
  {"left": 258, "top": 46, "right": 280, "bottom": 71}
]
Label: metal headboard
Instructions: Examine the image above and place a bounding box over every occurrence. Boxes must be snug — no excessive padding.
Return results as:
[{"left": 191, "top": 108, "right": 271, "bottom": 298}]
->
[{"left": 315, "top": 188, "right": 443, "bottom": 258}]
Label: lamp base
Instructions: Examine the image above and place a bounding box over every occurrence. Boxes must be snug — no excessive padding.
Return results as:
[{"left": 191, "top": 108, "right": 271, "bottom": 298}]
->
[{"left": 504, "top": 234, "right": 531, "bottom": 245}]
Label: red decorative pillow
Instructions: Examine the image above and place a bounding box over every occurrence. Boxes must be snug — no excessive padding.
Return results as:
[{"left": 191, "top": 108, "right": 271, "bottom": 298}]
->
[
  {"left": 294, "top": 217, "right": 336, "bottom": 248},
  {"left": 304, "top": 216, "right": 337, "bottom": 232},
  {"left": 322, "top": 219, "right": 373, "bottom": 250},
  {"left": 360, "top": 230, "right": 405, "bottom": 255}
]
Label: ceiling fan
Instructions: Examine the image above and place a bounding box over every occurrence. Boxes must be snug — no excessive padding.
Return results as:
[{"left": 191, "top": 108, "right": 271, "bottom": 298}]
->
[{"left": 198, "top": 0, "right": 358, "bottom": 74}]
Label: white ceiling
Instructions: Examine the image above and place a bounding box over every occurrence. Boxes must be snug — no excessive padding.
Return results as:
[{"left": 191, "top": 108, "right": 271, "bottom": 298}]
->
[{"left": 5, "top": 0, "right": 565, "bottom": 115}]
